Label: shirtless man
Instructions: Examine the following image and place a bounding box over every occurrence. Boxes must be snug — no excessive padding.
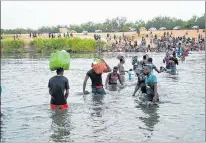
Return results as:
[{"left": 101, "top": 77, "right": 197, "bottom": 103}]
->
[
  {"left": 168, "top": 52, "right": 178, "bottom": 74},
  {"left": 118, "top": 58, "right": 128, "bottom": 85},
  {"left": 140, "top": 55, "right": 148, "bottom": 68},
  {"left": 163, "top": 52, "right": 170, "bottom": 69}
]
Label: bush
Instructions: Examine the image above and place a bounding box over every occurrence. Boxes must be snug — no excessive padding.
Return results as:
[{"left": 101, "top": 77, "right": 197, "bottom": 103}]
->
[
  {"left": 29, "top": 38, "right": 105, "bottom": 53},
  {"left": 1, "top": 37, "right": 108, "bottom": 54},
  {"left": 1, "top": 40, "right": 24, "bottom": 53}
]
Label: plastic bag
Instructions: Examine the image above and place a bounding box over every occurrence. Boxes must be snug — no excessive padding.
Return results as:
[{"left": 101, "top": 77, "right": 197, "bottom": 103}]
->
[
  {"left": 49, "top": 50, "right": 70, "bottom": 71},
  {"left": 92, "top": 58, "right": 107, "bottom": 74}
]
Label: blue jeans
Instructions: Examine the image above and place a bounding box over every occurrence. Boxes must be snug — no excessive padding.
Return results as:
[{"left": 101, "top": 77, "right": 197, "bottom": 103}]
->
[{"left": 92, "top": 87, "right": 106, "bottom": 95}]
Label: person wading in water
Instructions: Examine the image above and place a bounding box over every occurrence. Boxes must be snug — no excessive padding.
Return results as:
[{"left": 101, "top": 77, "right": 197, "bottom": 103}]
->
[
  {"left": 105, "top": 66, "right": 123, "bottom": 91},
  {"left": 83, "top": 59, "right": 111, "bottom": 95},
  {"left": 48, "top": 68, "right": 70, "bottom": 110}
]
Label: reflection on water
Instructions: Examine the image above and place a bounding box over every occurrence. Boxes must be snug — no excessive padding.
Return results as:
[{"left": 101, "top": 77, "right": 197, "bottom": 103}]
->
[
  {"left": 90, "top": 95, "right": 105, "bottom": 118},
  {"left": 50, "top": 110, "right": 73, "bottom": 142},
  {"left": 136, "top": 103, "right": 160, "bottom": 132},
  {"left": 1, "top": 51, "right": 205, "bottom": 142},
  {"left": 0, "top": 120, "right": 2, "bottom": 142}
]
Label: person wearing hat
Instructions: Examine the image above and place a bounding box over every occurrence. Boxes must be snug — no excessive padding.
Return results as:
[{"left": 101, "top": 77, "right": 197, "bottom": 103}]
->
[{"left": 105, "top": 66, "right": 123, "bottom": 91}]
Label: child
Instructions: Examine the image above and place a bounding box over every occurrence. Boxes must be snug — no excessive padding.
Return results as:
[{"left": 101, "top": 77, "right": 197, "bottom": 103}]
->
[{"left": 128, "top": 69, "right": 133, "bottom": 80}]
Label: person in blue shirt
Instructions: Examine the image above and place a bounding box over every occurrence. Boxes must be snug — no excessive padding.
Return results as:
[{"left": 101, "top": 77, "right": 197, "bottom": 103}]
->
[
  {"left": 144, "top": 64, "right": 159, "bottom": 103},
  {"left": 176, "top": 42, "right": 182, "bottom": 57},
  {"left": 147, "top": 58, "right": 161, "bottom": 74}
]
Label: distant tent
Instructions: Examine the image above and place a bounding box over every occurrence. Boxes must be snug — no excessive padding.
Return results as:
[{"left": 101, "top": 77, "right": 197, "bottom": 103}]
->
[
  {"left": 95, "top": 30, "right": 102, "bottom": 33},
  {"left": 159, "top": 27, "right": 167, "bottom": 30},
  {"left": 148, "top": 27, "right": 157, "bottom": 31},
  {"left": 129, "top": 28, "right": 136, "bottom": 32},
  {"left": 139, "top": 27, "right": 147, "bottom": 31},
  {"left": 192, "top": 25, "right": 199, "bottom": 29},
  {"left": 173, "top": 26, "right": 181, "bottom": 30}
]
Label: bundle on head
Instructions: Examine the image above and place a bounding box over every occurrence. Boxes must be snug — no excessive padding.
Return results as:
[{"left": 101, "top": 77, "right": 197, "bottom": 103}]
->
[{"left": 92, "top": 59, "right": 107, "bottom": 74}]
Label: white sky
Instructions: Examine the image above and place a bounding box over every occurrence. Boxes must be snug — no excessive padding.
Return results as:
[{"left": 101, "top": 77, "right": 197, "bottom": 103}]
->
[{"left": 1, "top": 1, "right": 205, "bottom": 29}]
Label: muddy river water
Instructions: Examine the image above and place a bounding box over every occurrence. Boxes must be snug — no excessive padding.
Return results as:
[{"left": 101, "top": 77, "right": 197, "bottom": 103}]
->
[{"left": 1, "top": 51, "right": 205, "bottom": 142}]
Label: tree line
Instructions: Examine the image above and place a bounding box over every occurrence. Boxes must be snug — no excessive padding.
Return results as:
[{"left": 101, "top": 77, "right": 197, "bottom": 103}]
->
[{"left": 1, "top": 14, "right": 205, "bottom": 34}]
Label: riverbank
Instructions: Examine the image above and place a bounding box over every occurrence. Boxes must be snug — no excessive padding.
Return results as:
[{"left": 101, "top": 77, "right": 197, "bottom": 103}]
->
[
  {"left": 1, "top": 37, "right": 106, "bottom": 53},
  {"left": 1, "top": 29, "right": 204, "bottom": 53}
]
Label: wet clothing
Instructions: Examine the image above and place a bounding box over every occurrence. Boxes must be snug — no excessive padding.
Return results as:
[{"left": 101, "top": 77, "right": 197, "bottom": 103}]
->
[
  {"left": 108, "top": 73, "right": 120, "bottom": 85},
  {"left": 108, "top": 85, "right": 118, "bottom": 91},
  {"left": 48, "top": 75, "right": 69, "bottom": 105},
  {"left": 135, "top": 59, "right": 146, "bottom": 76},
  {"left": 92, "top": 87, "right": 106, "bottom": 95},
  {"left": 183, "top": 50, "right": 189, "bottom": 56},
  {"left": 118, "top": 63, "right": 125, "bottom": 75},
  {"left": 117, "top": 62, "right": 126, "bottom": 85},
  {"left": 146, "top": 63, "right": 159, "bottom": 73},
  {"left": 164, "top": 56, "right": 170, "bottom": 69},
  {"left": 87, "top": 69, "right": 103, "bottom": 88},
  {"left": 50, "top": 104, "right": 68, "bottom": 110},
  {"left": 87, "top": 69, "right": 105, "bottom": 95},
  {"left": 107, "top": 72, "right": 121, "bottom": 91},
  {"left": 137, "top": 72, "right": 146, "bottom": 93},
  {"left": 140, "top": 60, "right": 147, "bottom": 67},
  {"left": 120, "top": 75, "right": 125, "bottom": 85},
  {"left": 132, "top": 59, "right": 140, "bottom": 71},
  {"left": 128, "top": 71, "right": 132, "bottom": 80},
  {"left": 169, "top": 57, "right": 178, "bottom": 65},
  {"left": 177, "top": 48, "right": 181, "bottom": 56},
  {"left": 132, "top": 58, "right": 141, "bottom": 77},
  {"left": 168, "top": 57, "right": 178, "bottom": 73},
  {"left": 145, "top": 73, "right": 159, "bottom": 102}
]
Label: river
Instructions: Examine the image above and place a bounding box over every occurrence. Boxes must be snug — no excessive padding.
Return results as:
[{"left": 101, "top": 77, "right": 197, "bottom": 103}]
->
[{"left": 1, "top": 51, "right": 205, "bottom": 142}]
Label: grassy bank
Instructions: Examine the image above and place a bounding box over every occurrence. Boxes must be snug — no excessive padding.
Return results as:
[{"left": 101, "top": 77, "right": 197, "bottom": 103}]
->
[
  {"left": 1, "top": 40, "right": 25, "bottom": 53},
  {"left": 1, "top": 37, "right": 106, "bottom": 53},
  {"left": 29, "top": 38, "right": 96, "bottom": 53}
]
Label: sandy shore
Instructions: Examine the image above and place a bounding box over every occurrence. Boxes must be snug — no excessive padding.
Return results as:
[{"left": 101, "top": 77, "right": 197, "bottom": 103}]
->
[
  {"left": 2, "top": 29, "right": 204, "bottom": 49},
  {"left": 75, "top": 29, "right": 205, "bottom": 42}
]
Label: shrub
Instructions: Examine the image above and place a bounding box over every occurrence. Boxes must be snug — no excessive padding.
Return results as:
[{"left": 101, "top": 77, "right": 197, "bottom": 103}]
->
[
  {"left": 1, "top": 40, "right": 24, "bottom": 53},
  {"left": 29, "top": 38, "right": 105, "bottom": 53}
]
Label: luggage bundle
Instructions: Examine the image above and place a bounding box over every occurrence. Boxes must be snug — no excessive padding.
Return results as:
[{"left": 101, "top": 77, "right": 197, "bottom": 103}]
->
[
  {"left": 49, "top": 50, "right": 70, "bottom": 71},
  {"left": 92, "top": 58, "right": 107, "bottom": 74}
]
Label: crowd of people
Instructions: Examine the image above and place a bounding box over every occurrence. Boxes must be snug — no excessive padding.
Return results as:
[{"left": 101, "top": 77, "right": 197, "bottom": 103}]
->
[
  {"left": 104, "top": 31, "right": 205, "bottom": 53},
  {"left": 48, "top": 45, "right": 185, "bottom": 109}
]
